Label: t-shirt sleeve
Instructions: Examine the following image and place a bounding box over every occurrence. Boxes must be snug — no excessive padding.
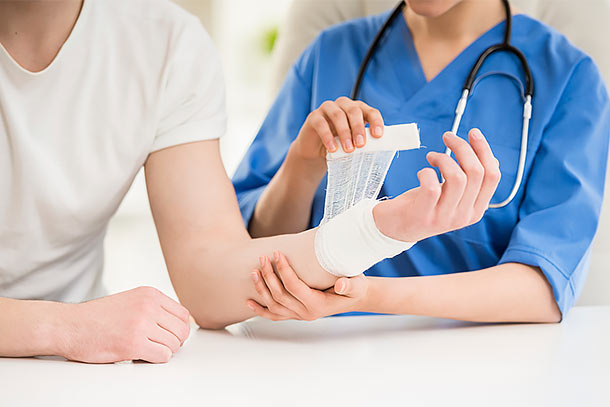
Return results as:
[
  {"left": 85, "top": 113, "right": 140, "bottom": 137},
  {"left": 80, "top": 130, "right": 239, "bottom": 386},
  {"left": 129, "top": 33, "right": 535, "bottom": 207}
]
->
[
  {"left": 151, "top": 15, "right": 226, "bottom": 152},
  {"left": 231, "top": 40, "right": 317, "bottom": 226},
  {"left": 498, "top": 57, "right": 610, "bottom": 317}
]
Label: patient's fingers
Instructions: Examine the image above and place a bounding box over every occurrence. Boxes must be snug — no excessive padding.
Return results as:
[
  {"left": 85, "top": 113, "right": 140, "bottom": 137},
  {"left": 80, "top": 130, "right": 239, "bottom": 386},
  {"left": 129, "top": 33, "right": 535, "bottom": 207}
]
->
[
  {"left": 413, "top": 168, "right": 442, "bottom": 214},
  {"left": 469, "top": 128, "right": 502, "bottom": 214}
]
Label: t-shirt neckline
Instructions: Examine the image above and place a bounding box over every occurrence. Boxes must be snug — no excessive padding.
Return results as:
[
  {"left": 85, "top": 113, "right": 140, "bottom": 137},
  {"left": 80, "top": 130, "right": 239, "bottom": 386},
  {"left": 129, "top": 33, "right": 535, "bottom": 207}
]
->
[{"left": 0, "top": 0, "right": 89, "bottom": 76}]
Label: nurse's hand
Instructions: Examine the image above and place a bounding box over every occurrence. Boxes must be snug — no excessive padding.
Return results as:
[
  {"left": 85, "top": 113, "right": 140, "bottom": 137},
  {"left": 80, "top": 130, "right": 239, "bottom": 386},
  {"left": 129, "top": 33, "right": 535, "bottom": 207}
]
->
[
  {"left": 246, "top": 251, "right": 368, "bottom": 321},
  {"left": 59, "top": 286, "right": 191, "bottom": 363},
  {"left": 375, "top": 129, "right": 501, "bottom": 243},
  {"left": 290, "top": 97, "right": 385, "bottom": 161}
]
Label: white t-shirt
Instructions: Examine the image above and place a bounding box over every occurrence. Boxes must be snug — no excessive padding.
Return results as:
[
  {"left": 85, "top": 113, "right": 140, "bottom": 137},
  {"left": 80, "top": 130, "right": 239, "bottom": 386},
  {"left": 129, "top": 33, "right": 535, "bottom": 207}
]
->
[{"left": 0, "top": 0, "right": 226, "bottom": 302}]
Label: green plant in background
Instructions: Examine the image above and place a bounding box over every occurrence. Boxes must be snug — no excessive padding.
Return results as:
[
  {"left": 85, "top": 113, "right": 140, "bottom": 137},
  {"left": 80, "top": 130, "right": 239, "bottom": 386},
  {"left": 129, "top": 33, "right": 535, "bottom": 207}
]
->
[{"left": 260, "top": 25, "right": 278, "bottom": 55}]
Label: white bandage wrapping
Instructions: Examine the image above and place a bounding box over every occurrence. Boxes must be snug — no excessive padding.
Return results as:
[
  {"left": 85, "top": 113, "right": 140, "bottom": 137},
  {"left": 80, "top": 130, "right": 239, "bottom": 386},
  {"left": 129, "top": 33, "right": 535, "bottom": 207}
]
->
[
  {"left": 322, "top": 123, "right": 420, "bottom": 223},
  {"left": 314, "top": 198, "right": 415, "bottom": 277},
  {"left": 315, "top": 123, "right": 420, "bottom": 277}
]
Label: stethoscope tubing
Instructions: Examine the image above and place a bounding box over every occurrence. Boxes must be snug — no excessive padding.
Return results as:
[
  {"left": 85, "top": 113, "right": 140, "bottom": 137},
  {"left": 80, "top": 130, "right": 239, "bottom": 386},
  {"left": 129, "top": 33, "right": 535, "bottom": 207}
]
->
[{"left": 351, "top": 0, "right": 534, "bottom": 209}]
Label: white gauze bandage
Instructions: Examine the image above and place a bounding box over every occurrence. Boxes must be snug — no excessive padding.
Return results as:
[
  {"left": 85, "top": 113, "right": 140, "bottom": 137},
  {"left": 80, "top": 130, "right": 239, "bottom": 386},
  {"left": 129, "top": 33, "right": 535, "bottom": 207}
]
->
[{"left": 315, "top": 123, "right": 421, "bottom": 277}]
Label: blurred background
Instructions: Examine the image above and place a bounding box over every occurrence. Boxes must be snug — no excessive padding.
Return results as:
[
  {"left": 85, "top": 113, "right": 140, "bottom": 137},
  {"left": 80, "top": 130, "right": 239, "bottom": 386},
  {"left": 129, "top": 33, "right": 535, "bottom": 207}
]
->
[{"left": 103, "top": 0, "right": 290, "bottom": 298}]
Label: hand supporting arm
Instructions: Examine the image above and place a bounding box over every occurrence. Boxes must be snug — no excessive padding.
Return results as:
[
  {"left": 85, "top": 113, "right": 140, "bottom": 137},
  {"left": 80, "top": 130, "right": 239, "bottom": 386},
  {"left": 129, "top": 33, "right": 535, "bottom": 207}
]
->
[{"left": 248, "top": 256, "right": 562, "bottom": 323}]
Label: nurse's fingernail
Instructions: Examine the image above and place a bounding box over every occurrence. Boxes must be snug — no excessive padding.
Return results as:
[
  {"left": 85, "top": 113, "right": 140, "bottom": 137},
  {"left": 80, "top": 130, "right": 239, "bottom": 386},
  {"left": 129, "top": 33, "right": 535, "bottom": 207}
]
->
[
  {"left": 355, "top": 134, "right": 365, "bottom": 147},
  {"left": 329, "top": 140, "right": 338, "bottom": 152},
  {"left": 251, "top": 271, "right": 259, "bottom": 284},
  {"left": 471, "top": 129, "right": 483, "bottom": 140},
  {"left": 343, "top": 139, "right": 353, "bottom": 152},
  {"left": 375, "top": 127, "right": 383, "bottom": 137}
]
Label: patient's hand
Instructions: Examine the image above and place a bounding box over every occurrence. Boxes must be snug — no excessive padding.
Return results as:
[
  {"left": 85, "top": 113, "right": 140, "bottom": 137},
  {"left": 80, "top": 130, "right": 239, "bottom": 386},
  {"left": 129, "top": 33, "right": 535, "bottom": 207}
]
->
[
  {"left": 375, "top": 129, "right": 501, "bottom": 243},
  {"left": 60, "top": 287, "right": 191, "bottom": 363},
  {"left": 246, "top": 251, "right": 369, "bottom": 321}
]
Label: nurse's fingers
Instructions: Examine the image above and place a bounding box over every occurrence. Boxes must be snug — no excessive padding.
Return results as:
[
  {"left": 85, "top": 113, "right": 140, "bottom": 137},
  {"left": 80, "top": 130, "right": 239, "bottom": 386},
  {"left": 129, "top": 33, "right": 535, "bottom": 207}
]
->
[
  {"left": 309, "top": 112, "right": 338, "bottom": 153},
  {"left": 426, "top": 151, "right": 466, "bottom": 218},
  {"left": 251, "top": 265, "right": 301, "bottom": 318},
  {"left": 469, "top": 129, "right": 502, "bottom": 213},
  {"left": 336, "top": 97, "right": 366, "bottom": 148},
  {"left": 257, "top": 255, "right": 307, "bottom": 315},
  {"left": 320, "top": 101, "right": 354, "bottom": 153},
  {"left": 444, "top": 132, "right": 485, "bottom": 213},
  {"left": 272, "top": 251, "right": 314, "bottom": 305},
  {"left": 246, "top": 300, "right": 298, "bottom": 322},
  {"left": 358, "top": 102, "right": 384, "bottom": 139}
]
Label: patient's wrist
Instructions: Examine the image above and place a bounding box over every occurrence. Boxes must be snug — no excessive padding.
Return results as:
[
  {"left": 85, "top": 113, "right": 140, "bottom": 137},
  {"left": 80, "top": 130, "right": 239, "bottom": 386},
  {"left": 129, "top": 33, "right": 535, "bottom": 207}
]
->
[
  {"left": 35, "top": 301, "right": 73, "bottom": 357},
  {"left": 314, "top": 199, "right": 415, "bottom": 277}
]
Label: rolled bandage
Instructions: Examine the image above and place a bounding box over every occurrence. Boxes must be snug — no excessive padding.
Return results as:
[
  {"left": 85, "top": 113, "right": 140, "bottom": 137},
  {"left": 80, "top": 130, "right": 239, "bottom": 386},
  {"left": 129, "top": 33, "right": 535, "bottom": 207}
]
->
[{"left": 314, "top": 198, "right": 415, "bottom": 277}]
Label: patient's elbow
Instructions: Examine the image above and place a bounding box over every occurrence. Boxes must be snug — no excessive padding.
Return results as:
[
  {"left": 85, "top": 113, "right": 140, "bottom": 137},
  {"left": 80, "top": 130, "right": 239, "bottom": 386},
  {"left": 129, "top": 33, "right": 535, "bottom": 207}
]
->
[{"left": 186, "top": 306, "right": 231, "bottom": 330}]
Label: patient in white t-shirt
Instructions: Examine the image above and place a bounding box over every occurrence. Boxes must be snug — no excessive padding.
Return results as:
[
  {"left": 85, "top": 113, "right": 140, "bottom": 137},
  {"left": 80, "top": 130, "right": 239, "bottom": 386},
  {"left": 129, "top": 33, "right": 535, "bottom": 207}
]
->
[{"left": 0, "top": 0, "right": 527, "bottom": 363}]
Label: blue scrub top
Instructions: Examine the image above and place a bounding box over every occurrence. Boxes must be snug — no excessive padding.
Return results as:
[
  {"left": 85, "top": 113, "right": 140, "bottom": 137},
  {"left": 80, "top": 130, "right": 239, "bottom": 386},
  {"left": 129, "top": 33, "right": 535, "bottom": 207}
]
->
[{"left": 233, "top": 12, "right": 610, "bottom": 316}]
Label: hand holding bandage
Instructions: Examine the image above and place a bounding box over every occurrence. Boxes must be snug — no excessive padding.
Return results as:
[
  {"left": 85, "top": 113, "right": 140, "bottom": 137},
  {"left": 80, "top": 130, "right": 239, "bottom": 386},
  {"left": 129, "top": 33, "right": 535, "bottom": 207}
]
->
[{"left": 315, "top": 125, "right": 501, "bottom": 277}]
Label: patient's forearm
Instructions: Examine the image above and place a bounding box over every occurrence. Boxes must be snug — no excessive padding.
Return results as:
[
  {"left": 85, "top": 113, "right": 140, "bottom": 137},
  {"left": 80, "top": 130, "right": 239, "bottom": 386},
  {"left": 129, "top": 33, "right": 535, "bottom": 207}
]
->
[
  {"left": 0, "top": 298, "right": 65, "bottom": 357},
  {"left": 361, "top": 263, "right": 561, "bottom": 323},
  {"left": 161, "top": 228, "right": 336, "bottom": 329}
]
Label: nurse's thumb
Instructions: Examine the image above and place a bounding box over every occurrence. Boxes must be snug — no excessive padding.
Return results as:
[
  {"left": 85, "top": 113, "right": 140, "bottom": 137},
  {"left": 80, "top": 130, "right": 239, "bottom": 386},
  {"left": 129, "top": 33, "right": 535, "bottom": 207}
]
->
[{"left": 334, "top": 275, "right": 367, "bottom": 298}]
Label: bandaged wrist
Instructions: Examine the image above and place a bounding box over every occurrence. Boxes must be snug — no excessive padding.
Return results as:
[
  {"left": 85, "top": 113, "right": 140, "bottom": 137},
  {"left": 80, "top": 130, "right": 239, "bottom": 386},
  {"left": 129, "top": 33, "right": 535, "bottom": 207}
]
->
[{"left": 314, "top": 198, "right": 415, "bottom": 277}]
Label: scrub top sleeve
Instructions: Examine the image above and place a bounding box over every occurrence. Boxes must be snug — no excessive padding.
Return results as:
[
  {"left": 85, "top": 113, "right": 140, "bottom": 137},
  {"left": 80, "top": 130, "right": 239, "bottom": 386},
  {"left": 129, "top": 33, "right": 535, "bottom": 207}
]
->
[
  {"left": 232, "top": 42, "right": 317, "bottom": 226},
  {"left": 498, "top": 57, "right": 610, "bottom": 316},
  {"left": 151, "top": 15, "right": 227, "bottom": 153}
]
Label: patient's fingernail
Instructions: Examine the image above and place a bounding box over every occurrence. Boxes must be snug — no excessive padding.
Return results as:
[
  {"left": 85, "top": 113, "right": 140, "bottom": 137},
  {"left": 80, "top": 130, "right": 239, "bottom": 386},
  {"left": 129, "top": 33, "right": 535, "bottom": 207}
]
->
[
  {"left": 259, "top": 256, "right": 265, "bottom": 267},
  {"left": 274, "top": 251, "right": 280, "bottom": 262},
  {"left": 375, "top": 127, "right": 383, "bottom": 137},
  {"left": 247, "top": 302, "right": 255, "bottom": 311},
  {"left": 355, "top": 134, "right": 364, "bottom": 147},
  {"left": 251, "top": 271, "right": 259, "bottom": 283}
]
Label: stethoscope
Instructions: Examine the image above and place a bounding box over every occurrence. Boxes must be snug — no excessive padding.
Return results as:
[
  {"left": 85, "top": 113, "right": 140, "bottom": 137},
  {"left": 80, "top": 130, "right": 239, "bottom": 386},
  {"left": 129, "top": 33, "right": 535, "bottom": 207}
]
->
[{"left": 351, "top": 0, "right": 534, "bottom": 208}]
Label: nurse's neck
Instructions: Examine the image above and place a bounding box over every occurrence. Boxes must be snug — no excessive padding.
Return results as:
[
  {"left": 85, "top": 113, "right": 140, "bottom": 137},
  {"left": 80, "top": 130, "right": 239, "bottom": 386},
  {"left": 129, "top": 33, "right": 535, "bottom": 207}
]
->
[
  {"left": 404, "top": 0, "right": 517, "bottom": 81},
  {"left": 0, "top": 0, "right": 84, "bottom": 73}
]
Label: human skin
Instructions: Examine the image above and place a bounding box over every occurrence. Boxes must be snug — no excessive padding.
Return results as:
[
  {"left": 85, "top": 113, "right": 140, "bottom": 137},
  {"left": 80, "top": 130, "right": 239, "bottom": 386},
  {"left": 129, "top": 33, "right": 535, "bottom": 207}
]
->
[{"left": 246, "top": 0, "right": 561, "bottom": 323}]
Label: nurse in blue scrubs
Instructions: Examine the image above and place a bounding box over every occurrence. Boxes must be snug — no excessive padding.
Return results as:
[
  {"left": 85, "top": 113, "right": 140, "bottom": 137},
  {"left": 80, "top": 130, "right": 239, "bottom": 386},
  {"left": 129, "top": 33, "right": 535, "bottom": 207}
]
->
[{"left": 233, "top": 0, "right": 610, "bottom": 322}]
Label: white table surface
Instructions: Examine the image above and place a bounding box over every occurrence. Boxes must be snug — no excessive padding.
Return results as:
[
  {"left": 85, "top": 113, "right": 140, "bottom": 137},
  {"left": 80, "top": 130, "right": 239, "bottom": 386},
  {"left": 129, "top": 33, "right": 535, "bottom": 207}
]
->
[{"left": 1, "top": 306, "right": 609, "bottom": 407}]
